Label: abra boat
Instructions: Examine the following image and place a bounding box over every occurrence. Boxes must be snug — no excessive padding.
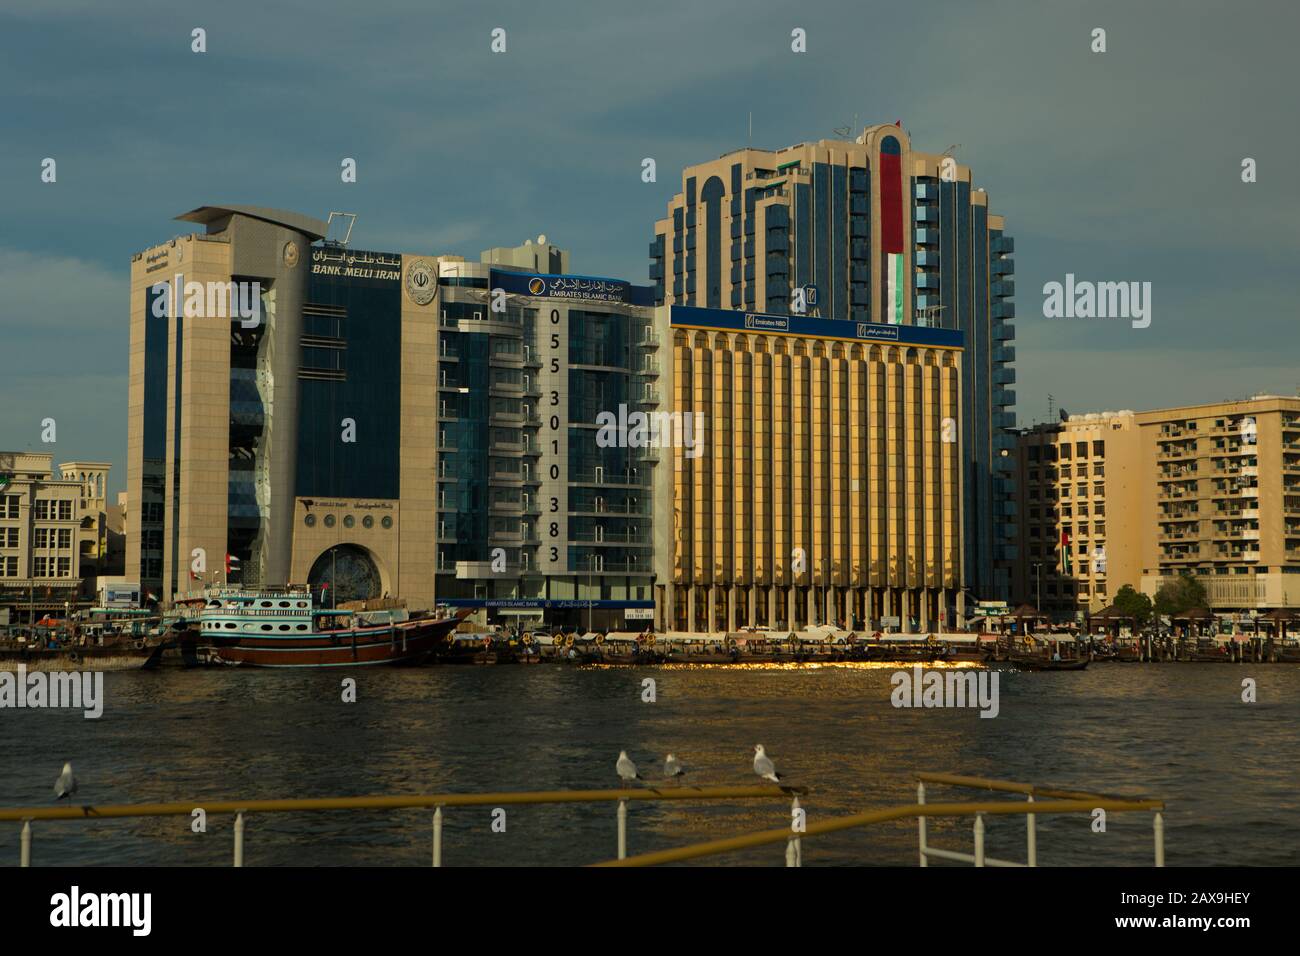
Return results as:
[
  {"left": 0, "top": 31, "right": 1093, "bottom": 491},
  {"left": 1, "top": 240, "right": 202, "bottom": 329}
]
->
[
  {"left": 197, "top": 588, "right": 466, "bottom": 668},
  {"left": 1006, "top": 654, "right": 1089, "bottom": 671},
  {"left": 0, "top": 635, "right": 165, "bottom": 672}
]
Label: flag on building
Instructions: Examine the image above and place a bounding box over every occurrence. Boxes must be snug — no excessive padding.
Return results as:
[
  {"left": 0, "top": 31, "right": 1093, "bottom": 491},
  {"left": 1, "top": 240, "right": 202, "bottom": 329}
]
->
[
  {"left": 1060, "top": 530, "right": 1072, "bottom": 574},
  {"left": 225, "top": 554, "right": 240, "bottom": 576}
]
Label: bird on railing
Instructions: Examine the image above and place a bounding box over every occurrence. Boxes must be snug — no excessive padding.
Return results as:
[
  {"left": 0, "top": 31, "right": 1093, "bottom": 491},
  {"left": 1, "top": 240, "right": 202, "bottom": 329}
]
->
[
  {"left": 54, "top": 762, "right": 78, "bottom": 801},
  {"left": 616, "top": 751, "right": 642, "bottom": 787},
  {"left": 664, "top": 753, "right": 686, "bottom": 784},
  {"left": 753, "top": 745, "right": 783, "bottom": 783}
]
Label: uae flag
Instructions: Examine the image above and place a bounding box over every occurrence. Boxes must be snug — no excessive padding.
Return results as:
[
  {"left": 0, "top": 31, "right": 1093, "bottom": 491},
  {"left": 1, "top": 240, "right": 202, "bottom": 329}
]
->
[
  {"left": 225, "top": 553, "right": 240, "bottom": 576},
  {"left": 1060, "top": 529, "right": 1072, "bottom": 574}
]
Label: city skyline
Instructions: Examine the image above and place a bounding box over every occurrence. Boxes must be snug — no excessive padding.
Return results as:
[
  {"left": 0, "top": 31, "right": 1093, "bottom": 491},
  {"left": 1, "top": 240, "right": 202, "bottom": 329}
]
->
[{"left": 4, "top": 0, "right": 1300, "bottom": 494}]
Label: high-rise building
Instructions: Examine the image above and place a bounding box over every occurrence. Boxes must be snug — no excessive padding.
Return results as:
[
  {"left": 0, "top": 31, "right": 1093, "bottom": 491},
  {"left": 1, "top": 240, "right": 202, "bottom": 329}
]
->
[
  {"left": 655, "top": 305, "right": 965, "bottom": 632},
  {"left": 431, "top": 250, "right": 663, "bottom": 630},
  {"left": 650, "top": 125, "right": 1016, "bottom": 600},
  {"left": 1013, "top": 396, "right": 1300, "bottom": 619},
  {"left": 126, "top": 207, "right": 664, "bottom": 625}
]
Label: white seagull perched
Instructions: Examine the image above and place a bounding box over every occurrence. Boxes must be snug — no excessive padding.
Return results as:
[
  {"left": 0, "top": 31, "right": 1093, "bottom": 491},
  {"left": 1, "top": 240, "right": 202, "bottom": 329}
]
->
[
  {"left": 53, "top": 762, "right": 78, "bottom": 801},
  {"left": 664, "top": 753, "right": 686, "bottom": 783},
  {"left": 753, "top": 745, "right": 783, "bottom": 783},
  {"left": 616, "top": 750, "right": 641, "bottom": 787}
]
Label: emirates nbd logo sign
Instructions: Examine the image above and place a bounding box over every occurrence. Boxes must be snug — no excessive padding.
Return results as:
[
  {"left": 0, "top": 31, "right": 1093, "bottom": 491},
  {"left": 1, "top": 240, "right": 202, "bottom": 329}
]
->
[{"left": 744, "top": 313, "right": 788, "bottom": 331}]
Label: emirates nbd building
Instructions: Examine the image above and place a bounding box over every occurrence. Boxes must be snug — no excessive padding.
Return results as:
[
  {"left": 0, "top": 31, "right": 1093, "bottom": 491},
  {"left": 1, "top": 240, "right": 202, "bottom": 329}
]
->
[{"left": 650, "top": 125, "right": 1018, "bottom": 605}]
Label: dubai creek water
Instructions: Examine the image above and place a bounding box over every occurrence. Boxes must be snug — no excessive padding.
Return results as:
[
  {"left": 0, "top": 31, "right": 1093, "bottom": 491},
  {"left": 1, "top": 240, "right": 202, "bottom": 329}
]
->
[{"left": 2, "top": 663, "right": 1297, "bottom": 867}]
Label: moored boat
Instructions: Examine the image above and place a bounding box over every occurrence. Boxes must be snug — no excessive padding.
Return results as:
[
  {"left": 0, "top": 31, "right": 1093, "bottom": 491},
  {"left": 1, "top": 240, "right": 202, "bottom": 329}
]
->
[
  {"left": 0, "top": 636, "right": 165, "bottom": 672},
  {"left": 197, "top": 588, "right": 467, "bottom": 667},
  {"left": 1007, "top": 654, "right": 1089, "bottom": 671}
]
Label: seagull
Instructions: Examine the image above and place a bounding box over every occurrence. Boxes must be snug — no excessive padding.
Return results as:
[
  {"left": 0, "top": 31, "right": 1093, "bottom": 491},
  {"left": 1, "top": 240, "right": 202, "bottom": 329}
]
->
[
  {"left": 753, "top": 745, "right": 783, "bottom": 783},
  {"left": 616, "top": 751, "right": 641, "bottom": 787},
  {"left": 664, "top": 753, "right": 686, "bottom": 783},
  {"left": 53, "top": 763, "right": 77, "bottom": 800}
]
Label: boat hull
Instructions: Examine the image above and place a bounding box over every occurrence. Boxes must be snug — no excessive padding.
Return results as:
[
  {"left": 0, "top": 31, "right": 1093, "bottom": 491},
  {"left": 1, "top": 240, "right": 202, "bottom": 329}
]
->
[
  {"left": 0, "top": 642, "right": 164, "bottom": 672},
  {"left": 208, "top": 615, "right": 461, "bottom": 668}
]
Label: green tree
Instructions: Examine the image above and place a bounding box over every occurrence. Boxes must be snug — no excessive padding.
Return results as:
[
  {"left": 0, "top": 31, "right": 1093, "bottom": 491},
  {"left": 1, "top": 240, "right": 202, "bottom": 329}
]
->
[
  {"left": 1112, "top": 584, "right": 1154, "bottom": 627},
  {"left": 1153, "top": 573, "right": 1209, "bottom": 617}
]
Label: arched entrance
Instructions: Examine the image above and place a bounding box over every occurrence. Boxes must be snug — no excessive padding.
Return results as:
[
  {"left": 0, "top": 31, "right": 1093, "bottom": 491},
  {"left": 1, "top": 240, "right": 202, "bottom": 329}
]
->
[{"left": 308, "top": 544, "right": 383, "bottom": 605}]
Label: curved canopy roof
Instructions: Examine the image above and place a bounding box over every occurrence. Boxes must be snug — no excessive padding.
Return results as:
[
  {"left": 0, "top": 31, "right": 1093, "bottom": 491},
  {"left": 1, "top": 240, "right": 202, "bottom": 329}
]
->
[{"left": 176, "top": 205, "right": 329, "bottom": 240}]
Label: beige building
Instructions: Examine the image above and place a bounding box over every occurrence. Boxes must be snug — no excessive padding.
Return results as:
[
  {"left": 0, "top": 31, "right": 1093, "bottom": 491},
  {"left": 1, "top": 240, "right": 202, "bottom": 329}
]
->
[
  {"left": 0, "top": 452, "right": 87, "bottom": 622},
  {"left": 1013, "top": 396, "right": 1300, "bottom": 618},
  {"left": 1012, "top": 412, "right": 1141, "bottom": 617},
  {"left": 126, "top": 206, "right": 440, "bottom": 607}
]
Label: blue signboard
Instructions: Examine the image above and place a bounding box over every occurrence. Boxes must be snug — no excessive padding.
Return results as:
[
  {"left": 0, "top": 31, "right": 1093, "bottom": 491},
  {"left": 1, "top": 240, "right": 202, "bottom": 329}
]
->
[
  {"left": 490, "top": 270, "right": 655, "bottom": 307},
  {"left": 670, "top": 305, "right": 963, "bottom": 349}
]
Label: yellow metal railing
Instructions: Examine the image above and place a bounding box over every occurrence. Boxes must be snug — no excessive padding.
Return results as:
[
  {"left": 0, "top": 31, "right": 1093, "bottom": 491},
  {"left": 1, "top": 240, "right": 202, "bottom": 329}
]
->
[
  {"left": 2, "top": 785, "right": 801, "bottom": 867},
  {"left": 594, "top": 773, "right": 1165, "bottom": 867}
]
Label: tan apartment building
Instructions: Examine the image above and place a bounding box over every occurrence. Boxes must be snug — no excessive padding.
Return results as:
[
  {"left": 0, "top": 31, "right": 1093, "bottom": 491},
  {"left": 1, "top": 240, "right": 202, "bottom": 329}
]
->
[
  {"left": 1013, "top": 396, "right": 1300, "bottom": 619},
  {"left": 1139, "top": 395, "right": 1300, "bottom": 613},
  {"left": 1012, "top": 412, "right": 1141, "bottom": 618},
  {"left": 0, "top": 452, "right": 88, "bottom": 622}
]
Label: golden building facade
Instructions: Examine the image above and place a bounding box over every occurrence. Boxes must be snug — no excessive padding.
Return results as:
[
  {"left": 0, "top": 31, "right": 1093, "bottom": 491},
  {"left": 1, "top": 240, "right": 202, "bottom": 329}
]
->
[{"left": 658, "top": 307, "right": 965, "bottom": 632}]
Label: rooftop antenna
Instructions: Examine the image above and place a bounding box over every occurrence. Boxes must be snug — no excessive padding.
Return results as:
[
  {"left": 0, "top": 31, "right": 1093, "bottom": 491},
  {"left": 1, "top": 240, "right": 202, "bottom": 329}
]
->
[
  {"left": 943, "top": 144, "right": 961, "bottom": 157},
  {"left": 1047, "top": 394, "right": 1055, "bottom": 422},
  {"left": 748, "top": 111, "right": 752, "bottom": 145},
  {"left": 833, "top": 112, "right": 860, "bottom": 139},
  {"left": 324, "top": 212, "right": 356, "bottom": 248}
]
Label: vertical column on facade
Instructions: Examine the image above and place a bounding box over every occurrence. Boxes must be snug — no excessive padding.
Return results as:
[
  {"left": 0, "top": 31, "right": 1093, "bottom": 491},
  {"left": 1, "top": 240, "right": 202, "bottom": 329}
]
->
[
  {"left": 733, "top": 343, "right": 750, "bottom": 629},
  {"left": 941, "top": 356, "right": 960, "bottom": 621},
  {"left": 791, "top": 345, "right": 808, "bottom": 627},
  {"left": 673, "top": 334, "right": 691, "bottom": 632},
  {"left": 713, "top": 338, "right": 729, "bottom": 633},
  {"left": 921, "top": 353, "right": 937, "bottom": 598},
  {"left": 809, "top": 344, "right": 827, "bottom": 626},
  {"left": 693, "top": 335, "right": 710, "bottom": 631},
  {"left": 772, "top": 346, "right": 790, "bottom": 627},
  {"left": 885, "top": 355, "right": 901, "bottom": 615},
  {"left": 849, "top": 346, "right": 866, "bottom": 611},
  {"left": 829, "top": 346, "right": 847, "bottom": 626},
  {"left": 904, "top": 351, "right": 925, "bottom": 629},
  {"left": 867, "top": 348, "right": 884, "bottom": 622},
  {"left": 754, "top": 343, "right": 770, "bottom": 627}
]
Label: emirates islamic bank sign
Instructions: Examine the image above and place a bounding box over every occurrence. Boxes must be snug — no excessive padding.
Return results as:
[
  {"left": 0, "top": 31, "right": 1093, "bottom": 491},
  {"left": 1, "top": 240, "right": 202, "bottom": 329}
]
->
[{"left": 491, "top": 271, "right": 655, "bottom": 306}]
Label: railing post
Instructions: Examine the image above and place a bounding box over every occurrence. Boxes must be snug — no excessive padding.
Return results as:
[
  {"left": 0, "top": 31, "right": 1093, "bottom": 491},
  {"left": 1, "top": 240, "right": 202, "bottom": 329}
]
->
[
  {"left": 1026, "top": 794, "right": 1037, "bottom": 867},
  {"left": 617, "top": 799, "right": 628, "bottom": 860},
  {"left": 20, "top": 820, "right": 31, "bottom": 867},
  {"left": 432, "top": 806, "right": 443, "bottom": 867},
  {"left": 790, "top": 796, "right": 802, "bottom": 867},
  {"left": 973, "top": 812, "right": 985, "bottom": 867},
  {"left": 233, "top": 811, "right": 245, "bottom": 867},
  {"left": 917, "top": 781, "right": 928, "bottom": 867},
  {"left": 1153, "top": 811, "right": 1164, "bottom": 867}
]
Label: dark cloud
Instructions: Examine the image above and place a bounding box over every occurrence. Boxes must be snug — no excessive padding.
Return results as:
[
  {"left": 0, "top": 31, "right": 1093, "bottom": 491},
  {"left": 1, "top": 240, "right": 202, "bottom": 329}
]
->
[{"left": 2, "top": 0, "right": 1297, "bottom": 492}]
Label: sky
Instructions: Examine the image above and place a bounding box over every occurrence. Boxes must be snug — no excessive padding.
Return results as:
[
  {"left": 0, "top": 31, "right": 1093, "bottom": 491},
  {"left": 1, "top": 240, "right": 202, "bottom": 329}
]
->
[{"left": 2, "top": 0, "right": 1298, "bottom": 495}]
